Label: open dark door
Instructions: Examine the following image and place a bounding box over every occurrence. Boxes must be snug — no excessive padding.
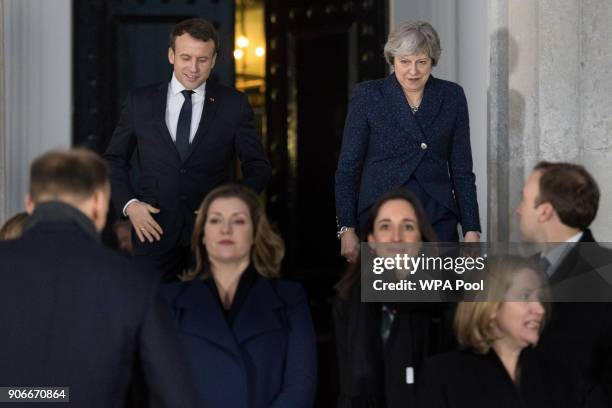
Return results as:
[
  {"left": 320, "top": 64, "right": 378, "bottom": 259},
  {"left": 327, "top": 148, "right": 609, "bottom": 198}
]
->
[
  {"left": 73, "top": 0, "right": 234, "bottom": 152},
  {"left": 265, "top": 1, "right": 388, "bottom": 405}
]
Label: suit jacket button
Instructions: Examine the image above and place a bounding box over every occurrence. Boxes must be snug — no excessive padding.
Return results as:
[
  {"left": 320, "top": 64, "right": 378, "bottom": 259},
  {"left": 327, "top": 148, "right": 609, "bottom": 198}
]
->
[
  {"left": 180, "top": 169, "right": 186, "bottom": 174},
  {"left": 420, "top": 142, "right": 428, "bottom": 150}
]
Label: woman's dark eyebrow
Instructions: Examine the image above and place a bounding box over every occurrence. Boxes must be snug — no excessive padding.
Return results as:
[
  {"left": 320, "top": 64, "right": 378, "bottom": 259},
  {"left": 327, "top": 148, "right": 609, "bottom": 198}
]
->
[{"left": 376, "top": 217, "right": 416, "bottom": 223}]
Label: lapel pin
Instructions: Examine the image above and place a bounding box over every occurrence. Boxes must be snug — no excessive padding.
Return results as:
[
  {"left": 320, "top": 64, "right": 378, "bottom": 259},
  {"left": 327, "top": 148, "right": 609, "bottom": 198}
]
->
[{"left": 209, "top": 97, "right": 215, "bottom": 102}]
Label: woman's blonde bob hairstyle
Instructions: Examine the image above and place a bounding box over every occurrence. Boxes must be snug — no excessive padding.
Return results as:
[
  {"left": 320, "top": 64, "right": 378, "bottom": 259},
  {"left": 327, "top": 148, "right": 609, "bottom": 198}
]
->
[
  {"left": 183, "top": 184, "right": 285, "bottom": 280},
  {"left": 454, "top": 255, "right": 548, "bottom": 354}
]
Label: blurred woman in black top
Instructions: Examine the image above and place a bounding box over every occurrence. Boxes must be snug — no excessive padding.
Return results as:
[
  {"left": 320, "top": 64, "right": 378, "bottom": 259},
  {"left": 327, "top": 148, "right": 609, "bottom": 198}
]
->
[
  {"left": 334, "top": 188, "right": 451, "bottom": 408},
  {"left": 417, "top": 256, "right": 584, "bottom": 408}
]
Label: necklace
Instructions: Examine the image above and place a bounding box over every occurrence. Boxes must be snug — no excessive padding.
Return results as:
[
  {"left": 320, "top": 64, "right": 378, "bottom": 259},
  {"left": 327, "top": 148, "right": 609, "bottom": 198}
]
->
[{"left": 407, "top": 95, "right": 423, "bottom": 114}]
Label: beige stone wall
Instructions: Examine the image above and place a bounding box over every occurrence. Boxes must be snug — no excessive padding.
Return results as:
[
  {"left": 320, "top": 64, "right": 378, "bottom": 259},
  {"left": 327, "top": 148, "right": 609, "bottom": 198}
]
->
[
  {"left": 492, "top": 0, "right": 612, "bottom": 241},
  {"left": 580, "top": 0, "right": 612, "bottom": 240}
]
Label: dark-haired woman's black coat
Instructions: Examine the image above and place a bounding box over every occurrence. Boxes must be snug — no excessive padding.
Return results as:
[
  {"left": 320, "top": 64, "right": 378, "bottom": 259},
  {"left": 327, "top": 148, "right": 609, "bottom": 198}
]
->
[{"left": 333, "top": 280, "right": 453, "bottom": 408}]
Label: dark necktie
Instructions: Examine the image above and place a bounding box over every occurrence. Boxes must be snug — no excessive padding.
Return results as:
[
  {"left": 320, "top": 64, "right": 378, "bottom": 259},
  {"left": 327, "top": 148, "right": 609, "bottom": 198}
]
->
[
  {"left": 538, "top": 255, "right": 552, "bottom": 275},
  {"left": 176, "top": 89, "right": 194, "bottom": 160}
]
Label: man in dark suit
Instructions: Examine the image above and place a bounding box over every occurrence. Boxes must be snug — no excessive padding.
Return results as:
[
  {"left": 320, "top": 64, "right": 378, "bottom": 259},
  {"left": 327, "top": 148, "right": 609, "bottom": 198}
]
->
[
  {"left": 0, "top": 149, "right": 199, "bottom": 407},
  {"left": 104, "top": 18, "right": 270, "bottom": 280},
  {"left": 516, "top": 161, "right": 612, "bottom": 406}
]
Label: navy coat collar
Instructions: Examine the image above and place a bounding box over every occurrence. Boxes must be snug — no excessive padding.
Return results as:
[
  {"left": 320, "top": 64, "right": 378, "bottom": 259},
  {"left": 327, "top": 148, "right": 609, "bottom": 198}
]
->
[
  {"left": 549, "top": 228, "right": 596, "bottom": 285},
  {"left": 23, "top": 201, "right": 99, "bottom": 241},
  {"left": 173, "top": 273, "right": 285, "bottom": 357},
  {"left": 382, "top": 73, "right": 444, "bottom": 140},
  {"left": 153, "top": 81, "right": 222, "bottom": 164}
]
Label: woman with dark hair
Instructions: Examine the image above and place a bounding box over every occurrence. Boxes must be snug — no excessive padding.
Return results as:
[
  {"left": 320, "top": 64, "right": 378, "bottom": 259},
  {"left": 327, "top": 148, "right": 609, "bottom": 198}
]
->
[
  {"left": 416, "top": 256, "right": 583, "bottom": 408},
  {"left": 334, "top": 188, "right": 450, "bottom": 408},
  {"left": 162, "top": 184, "right": 317, "bottom": 408}
]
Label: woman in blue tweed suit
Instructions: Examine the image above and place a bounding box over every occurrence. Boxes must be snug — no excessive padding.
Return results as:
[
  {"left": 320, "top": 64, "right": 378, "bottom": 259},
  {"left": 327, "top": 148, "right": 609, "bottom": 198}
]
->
[{"left": 335, "top": 21, "right": 481, "bottom": 261}]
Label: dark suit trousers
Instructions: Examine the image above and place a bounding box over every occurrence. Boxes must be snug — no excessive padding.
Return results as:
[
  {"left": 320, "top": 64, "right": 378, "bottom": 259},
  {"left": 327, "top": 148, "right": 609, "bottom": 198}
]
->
[
  {"left": 404, "top": 177, "right": 459, "bottom": 242},
  {"left": 357, "top": 178, "right": 459, "bottom": 242},
  {"left": 133, "top": 240, "right": 193, "bottom": 282}
]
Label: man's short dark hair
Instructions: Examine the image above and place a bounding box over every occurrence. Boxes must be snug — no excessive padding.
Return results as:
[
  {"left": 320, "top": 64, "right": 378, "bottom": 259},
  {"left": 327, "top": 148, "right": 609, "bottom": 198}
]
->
[
  {"left": 534, "top": 161, "right": 600, "bottom": 230},
  {"left": 169, "top": 18, "right": 219, "bottom": 54},
  {"left": 29, "top": 149, "right": 109, "bottom": 202}
]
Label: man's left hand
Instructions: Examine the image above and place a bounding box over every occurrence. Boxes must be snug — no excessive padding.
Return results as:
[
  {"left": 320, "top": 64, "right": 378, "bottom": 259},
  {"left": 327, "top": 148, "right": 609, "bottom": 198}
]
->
[{"left": 464, "top": 231, "right": 480, "bottom": 243}]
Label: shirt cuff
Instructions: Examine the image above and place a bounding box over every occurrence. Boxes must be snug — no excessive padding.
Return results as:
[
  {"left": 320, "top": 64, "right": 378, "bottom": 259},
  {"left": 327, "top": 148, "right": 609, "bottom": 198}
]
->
[{"left": 123, "top": 199, "right": 140, "bottom": 217}]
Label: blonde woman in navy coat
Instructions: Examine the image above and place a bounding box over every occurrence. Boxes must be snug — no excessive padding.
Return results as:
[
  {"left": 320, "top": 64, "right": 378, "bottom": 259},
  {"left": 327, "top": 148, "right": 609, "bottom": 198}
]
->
[
  {"left": 336, "top": 21, "right": 481, "bottom": 262},
  {"left": 162, "top": 184, "right": 317, "bottom": 407}
]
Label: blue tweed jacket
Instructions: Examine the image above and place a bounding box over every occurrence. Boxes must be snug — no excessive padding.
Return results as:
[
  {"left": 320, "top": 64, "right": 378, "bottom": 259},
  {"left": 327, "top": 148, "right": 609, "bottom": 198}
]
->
[{"left": 335, "top": 74, "right": 481, "bottom": 233}]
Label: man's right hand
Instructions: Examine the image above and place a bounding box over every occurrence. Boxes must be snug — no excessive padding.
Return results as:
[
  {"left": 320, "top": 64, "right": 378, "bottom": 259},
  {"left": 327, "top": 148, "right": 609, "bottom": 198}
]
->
[
  {"left": 340, "top": 228, "right": 360, "bottom": 263},
  {"left": 126, "top": 201, "right": 163, "bottom": 243}
]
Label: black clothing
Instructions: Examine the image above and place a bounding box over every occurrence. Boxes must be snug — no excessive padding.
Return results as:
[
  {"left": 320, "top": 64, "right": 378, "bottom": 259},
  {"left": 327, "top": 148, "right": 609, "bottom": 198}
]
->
[
  {"left": 334, "top": 279, "right": 451, "bottom": 408},
  {"left": 22, "top": 201, "right": 98, "bottom": 240},
  {"left": 203, "top": 266, "right": 257, "bottom": 326},
  {"left": 535, "top": 229, "right": 612, "bottom": 407},
  {"left": 417, "top": 349, "right": 583, "bottom": 408},
  {"left": 0, "top": 202, "right": 199, "bottom": 407}
]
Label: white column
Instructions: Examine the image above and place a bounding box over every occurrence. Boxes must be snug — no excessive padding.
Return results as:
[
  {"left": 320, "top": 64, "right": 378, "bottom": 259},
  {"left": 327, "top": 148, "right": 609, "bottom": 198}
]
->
[
  {"left": 507, "top": 0, "right": 540, "bottom": 241},
  {"left": 487, "top": 0, "right": 509, "bottom": 242},
  {"left": 0, "top": 0, "right": 6, "bottom": 223},
  {"left": 457, "top": 0, "right": 488, "bottom": 241},
  {"left": 2, "top": 0, "right": 72, "bottom": 220}
]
